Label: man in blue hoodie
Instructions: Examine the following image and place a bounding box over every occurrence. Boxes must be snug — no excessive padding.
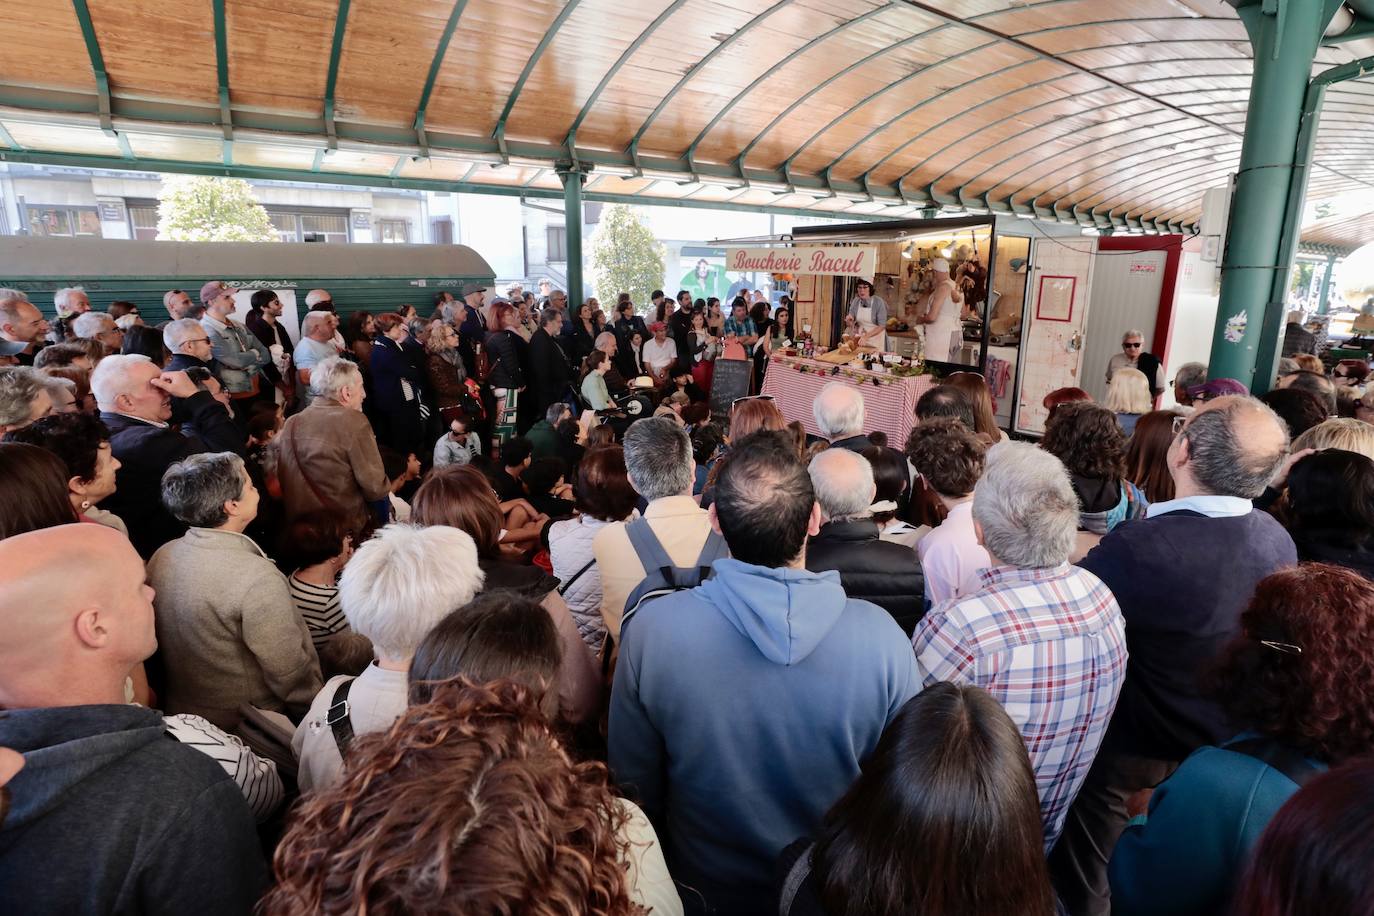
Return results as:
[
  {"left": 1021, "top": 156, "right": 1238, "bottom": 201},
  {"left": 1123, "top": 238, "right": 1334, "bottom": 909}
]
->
[
  {"left": 0, "top": 524, "right": 267, "bottom": 915},
  {"left": 609, "top": 429, "right": 920, "bottom": 915}
]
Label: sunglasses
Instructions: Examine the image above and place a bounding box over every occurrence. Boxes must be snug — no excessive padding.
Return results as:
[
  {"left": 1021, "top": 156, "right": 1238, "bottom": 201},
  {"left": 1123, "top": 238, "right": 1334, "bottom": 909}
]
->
[
  {"left": 732, "top": 394, "right": 775, "bottom": 407},
  {"left": 1124, "top": 342, "right": 1143, "bottom": 349}
]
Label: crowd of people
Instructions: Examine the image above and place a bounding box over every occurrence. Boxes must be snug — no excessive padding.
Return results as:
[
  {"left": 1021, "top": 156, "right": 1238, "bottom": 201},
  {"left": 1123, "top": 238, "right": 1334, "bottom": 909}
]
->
[{"left": 2, "top": 278, "right": 1374, "bottom": 916}]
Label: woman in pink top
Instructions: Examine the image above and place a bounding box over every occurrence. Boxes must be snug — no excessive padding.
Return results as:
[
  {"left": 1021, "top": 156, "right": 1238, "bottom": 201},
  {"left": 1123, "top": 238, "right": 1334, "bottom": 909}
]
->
[{"left": 906, "top": 417, "right": 992, "bottom": 604}]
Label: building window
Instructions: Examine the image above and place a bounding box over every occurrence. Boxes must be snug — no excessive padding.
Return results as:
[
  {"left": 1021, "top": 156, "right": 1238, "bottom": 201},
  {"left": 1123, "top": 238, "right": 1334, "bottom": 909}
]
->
[
  {"left": 265, "top": 208, "right": 350, "bottom": 243},
  {"left": 26, "top": 206, "right": 102, "bottom": 238},
  {"left": 377, "top": 219, "right": 409, "bottom": 244},
  {"left": 431, "top": 217, "right": 453, "bottom": 245},
  {"left": 128, "top": 205, "right": 159, "bottom": 241},
  {"left": 546, "top": 225, "right": 567, "bottom": 261}
]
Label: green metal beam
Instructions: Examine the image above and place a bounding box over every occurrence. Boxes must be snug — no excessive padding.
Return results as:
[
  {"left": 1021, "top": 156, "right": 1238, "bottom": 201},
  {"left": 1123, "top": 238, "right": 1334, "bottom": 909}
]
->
[
  {"left": 942, "top": 97, "right": 1149, "bottom": 201},
  {"left": 70, "top": 0, "right": 114, "bottom": 135},
  {"left": 780, "top": 39, "right": 997, "bottom": 176},
  {"left": 1316, "top": 252, "right": 1338, "bottom": 313},
  {"left": 558, "top": 163, "right": 588, "bottom": 300},
  {"left": 311, "top": 149, "right": 325, "bottom": 172},
  {"left": 493, "top": 0, "right": 585, "bottom": 160},
  {"left": 1210, "top": 0, "right": 1346, "bottom": 393},
  {"left": 564, "top": 0, "right": 692, "bottom": 162},
  {"left": 211, "top": 0, "right": 233, "bottom": 163},
  {"left": 323, "top": 0, "right": 353, "bottom": 151},
  {"left": 625, "top": 0, "right": 793, "bottom": 171},
  {"left": 684, "top": 2, "right": 897, "bottom": 177},
  {"left": 0, "top": 122, "right": 21, "bottom": 151},
  {"left": 821, "top": 58, "right": 1043, "bottom": 180},
  {"left": 412, "top": 0, "right": 470, "bottom": 158},
  {"left": 0, "top": 147, "right": 901, "bottom": 223},
  {"left": 872, "top": 70, "right": 1078, "bottom": 193},
  {"left": 733, "top": 25, "right": 953, "bottom": 176},
  {"left": 389, "top": 155, "right": 406, "bottom": 177}
]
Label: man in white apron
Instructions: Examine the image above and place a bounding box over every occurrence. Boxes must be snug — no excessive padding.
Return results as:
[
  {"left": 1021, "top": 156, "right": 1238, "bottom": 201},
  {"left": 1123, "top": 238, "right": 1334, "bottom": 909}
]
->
[
  {"left": 916, "top": 258, "right": 965, "bottom": 363},
  {"left": 845, "top": 279, "right": 888, "bottom": 352}
]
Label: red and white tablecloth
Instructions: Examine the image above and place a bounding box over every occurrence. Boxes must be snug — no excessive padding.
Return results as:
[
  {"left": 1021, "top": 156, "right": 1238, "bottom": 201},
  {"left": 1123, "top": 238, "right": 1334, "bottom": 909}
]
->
[{"left": 761, "top": 355, "right": 935, "bottom": 446}]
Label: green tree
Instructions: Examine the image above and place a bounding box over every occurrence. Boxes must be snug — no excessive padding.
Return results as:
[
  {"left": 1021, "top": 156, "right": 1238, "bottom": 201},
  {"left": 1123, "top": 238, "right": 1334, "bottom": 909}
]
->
[
  {"left": 589, "top": 204, "right": 665, "bottom": 311},
  {"left": 156, "top": 175, "right": 279, "bottom": 242}
]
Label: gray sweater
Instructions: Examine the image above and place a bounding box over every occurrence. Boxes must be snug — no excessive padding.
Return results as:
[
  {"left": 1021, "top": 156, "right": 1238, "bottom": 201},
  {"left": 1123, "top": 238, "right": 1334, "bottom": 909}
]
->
[{"left": 147, "top": 527, "right": 322, "bottom": 729}]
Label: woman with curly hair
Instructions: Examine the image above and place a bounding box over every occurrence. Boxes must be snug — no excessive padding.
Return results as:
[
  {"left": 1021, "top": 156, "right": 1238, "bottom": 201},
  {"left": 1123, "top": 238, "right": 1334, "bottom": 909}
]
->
[
  {"left": 1041, "top": 401, "right": 1148, "bottom": 535},
  {"left": 262, "top": 678, "right": 681, "bottom": 916},
  {"left": 1109, "top": 564, "right": 1374, "bottom": 916}
]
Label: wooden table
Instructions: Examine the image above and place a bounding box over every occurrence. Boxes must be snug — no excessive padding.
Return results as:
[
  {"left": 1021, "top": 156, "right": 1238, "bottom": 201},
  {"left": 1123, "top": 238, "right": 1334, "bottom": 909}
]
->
[{"left": 760, "top": 354, "right": 935, "bottom": 446}]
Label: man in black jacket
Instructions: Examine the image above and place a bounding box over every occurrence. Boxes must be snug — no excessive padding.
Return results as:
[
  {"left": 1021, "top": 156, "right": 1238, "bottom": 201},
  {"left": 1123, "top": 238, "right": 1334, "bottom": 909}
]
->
[
  {"left": 91, "top": 354, "right": 244, "bottom": 559},
  {"left": 529, "top": 308, "right": 573, "bottom": 417},
  {"left": 0, "top": 524, "right": 268, "bottom": 913},
  {"left": 804, "top": 447, "right": 924, "bottom": 634},
  {"left": 669, "top": 289, "right": 695, "bottom": 369}
]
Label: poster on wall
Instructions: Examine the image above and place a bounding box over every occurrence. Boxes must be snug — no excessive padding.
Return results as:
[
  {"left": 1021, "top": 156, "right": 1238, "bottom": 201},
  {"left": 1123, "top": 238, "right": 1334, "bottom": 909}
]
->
[
  {"left": 726, "top": 246, "right": 876, "bottom": 278},
  {"left": 1035, "top": 276, "right": 1077, "bottom": 322},
  {"left": 675, "top": 253, "right": 779, "bottom": 308}
]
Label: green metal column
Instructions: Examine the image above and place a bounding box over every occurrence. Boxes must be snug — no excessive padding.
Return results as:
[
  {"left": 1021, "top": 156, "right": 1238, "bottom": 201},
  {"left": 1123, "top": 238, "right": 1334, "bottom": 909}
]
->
[
  {"left": 557, "top": 163, "right": 590, "bottom": 303},
  {"left": 1207, "top": 0, "right": 1343, "bottom": 391},
  {"left": 1316, "top": 253, "right": 1338, "bottom": 314}
]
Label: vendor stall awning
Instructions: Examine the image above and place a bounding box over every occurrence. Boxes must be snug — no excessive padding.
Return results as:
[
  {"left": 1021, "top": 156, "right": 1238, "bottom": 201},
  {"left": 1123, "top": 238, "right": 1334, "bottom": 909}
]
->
[{"left": 0, "top": 0, "right": 1371, "bottom": 243}]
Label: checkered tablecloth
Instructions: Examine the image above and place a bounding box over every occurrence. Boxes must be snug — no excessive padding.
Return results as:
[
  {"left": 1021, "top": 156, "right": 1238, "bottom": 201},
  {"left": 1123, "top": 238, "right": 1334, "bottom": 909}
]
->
[{"left": 761, "top": 355, "right": 934, "bottom": 446}]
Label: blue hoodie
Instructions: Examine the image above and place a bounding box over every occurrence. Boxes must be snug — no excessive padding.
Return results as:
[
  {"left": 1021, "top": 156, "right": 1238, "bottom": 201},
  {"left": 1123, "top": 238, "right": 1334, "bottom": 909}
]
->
[{"left": 609, "top": 558, "right": 919, "bottom": 916}]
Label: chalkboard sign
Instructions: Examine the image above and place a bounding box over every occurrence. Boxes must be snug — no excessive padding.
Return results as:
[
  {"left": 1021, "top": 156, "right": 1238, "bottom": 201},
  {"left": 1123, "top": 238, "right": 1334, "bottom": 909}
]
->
[{"left": 710, "top": 357, "right": 752, "bottom": 420}]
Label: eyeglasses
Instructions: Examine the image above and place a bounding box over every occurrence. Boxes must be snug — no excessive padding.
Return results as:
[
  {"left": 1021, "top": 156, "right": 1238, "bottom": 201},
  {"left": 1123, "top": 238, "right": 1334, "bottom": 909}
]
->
[
  {"left": 1260, "top": 639, "right": 1302, "bottom": 656},
  {"left": 732, "top": 394, "right": 775, "bottom": 407},
  {"left": 1172, "top": 415, "right": 1188, "bottom": 434},
  {"left": 1123, "top": 342, "right": 1142, "bottom": 349}
]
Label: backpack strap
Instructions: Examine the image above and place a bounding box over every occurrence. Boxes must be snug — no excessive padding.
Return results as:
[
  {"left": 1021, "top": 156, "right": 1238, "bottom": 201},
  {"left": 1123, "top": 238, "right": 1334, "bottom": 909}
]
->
[
  {"left": 1222, "top": 735, "right": 1324, "bottom": 788},
  {"left": 325, "top": 677, "right": 356, "bottom": 754},
  {"left": 624, "top": 517, "right": 676, "bottom": 577}
]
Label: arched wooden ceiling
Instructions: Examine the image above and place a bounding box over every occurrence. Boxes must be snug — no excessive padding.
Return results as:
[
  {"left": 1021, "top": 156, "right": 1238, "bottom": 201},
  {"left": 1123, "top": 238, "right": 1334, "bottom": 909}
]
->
[{"left": 0, "top": 0, "right": 1371, "bottom": 242}]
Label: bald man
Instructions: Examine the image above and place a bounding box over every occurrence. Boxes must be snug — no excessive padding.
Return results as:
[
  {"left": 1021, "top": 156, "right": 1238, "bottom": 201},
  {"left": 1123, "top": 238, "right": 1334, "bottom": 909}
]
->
[
  {"left": 0, "top": 525, "right": 267, "bottom": 914},
  {"left": 1051, "top": 395, "right": 1298, "bottom": 916}
]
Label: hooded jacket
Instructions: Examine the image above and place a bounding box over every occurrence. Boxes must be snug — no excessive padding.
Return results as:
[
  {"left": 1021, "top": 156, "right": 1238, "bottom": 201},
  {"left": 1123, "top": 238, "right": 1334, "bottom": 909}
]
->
[
  {"left": 608, "top": 558, "right": 918, "bottom": 916},
  {"left": 0, "top": 704, "right": 268, "bottom": 915}
]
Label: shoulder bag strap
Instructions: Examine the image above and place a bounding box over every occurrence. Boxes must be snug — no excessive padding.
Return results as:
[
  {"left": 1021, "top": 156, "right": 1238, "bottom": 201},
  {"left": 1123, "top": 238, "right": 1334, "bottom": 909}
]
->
[
  {"left": 557, "top": 558, "right": 597, "bottom": 595},
  {"left": 287, "top": 422, "right": 341, "bottom": 512},
  {"left": 325, "top": 677, "right": 357, "bottom": 753},
  {"left": 778, "top": 844, "right": 814, "bottom": 915}
]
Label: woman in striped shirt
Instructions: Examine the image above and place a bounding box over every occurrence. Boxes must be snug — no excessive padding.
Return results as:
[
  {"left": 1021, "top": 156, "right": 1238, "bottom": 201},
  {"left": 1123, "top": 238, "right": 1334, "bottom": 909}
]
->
[{"left": 280, "top": 510, "right": 373, "bottom": 678}]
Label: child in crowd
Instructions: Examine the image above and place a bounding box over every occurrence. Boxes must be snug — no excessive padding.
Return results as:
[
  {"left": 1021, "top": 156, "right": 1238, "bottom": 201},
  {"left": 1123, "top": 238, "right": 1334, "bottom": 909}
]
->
[
  {"left": 433, "top": 414, "right": 482, "bottom": 468},
  {"left": 379, "top": 448, "right": 421, "bottom": 523}
]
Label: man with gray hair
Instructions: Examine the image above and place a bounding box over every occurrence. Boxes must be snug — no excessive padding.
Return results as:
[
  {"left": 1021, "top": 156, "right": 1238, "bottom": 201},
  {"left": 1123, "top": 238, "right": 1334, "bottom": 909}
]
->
[
  {"left": 0, "top": 366, "right": 54, "bottom": 434},
  {"left": 1051, "top": 395, "right": 1297, "bottom": 915},
  {"left": 93, "top": 354, "right": 242, "bottom": 557},
  {"left": 806, "top": 447, "right": 925, "bottom": 633},
  {"left": 71, "top": 311, "right": 124, "bottom": 353},
  {"left": 47, "top": 286, "right": 91, "bottom": 343},
  {"left": 164, "top": 288, "right": 202, "bottom": 321},
  {"left": 813, "top": 381, "right": 872, "bottom": 452},
  {"left": 1105, "top": 329, "right": 1164, "bottom": 397},
  {"left": 1, "top": 289, "right": 50, "bottom": 364},
  {"left": 274, "top": 356, "right": 390, "bottom": 533},
  {"left": 593, "top": 416, "right": 715, "bottom": 643},
  {"left": 913, "top": 442, "right": 1126, "bottom": 852},
  {"left": 1171, "top": 361, "right": 1207, "bottom": 407}
]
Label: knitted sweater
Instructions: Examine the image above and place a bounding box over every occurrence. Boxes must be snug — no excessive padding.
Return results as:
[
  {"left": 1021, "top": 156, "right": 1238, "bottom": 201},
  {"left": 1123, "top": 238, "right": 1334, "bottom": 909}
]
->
[{"left": 1078, "top": 510, "right": 1296, "bottom": 761}]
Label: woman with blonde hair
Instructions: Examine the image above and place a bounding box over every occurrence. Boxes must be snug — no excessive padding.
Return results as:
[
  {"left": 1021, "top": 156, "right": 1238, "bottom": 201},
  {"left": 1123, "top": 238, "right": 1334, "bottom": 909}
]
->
[
  {"left": 1105, "top": 366, "right": 1153, "bottom": 436},
  {"left": 1293, "top": 417, "right": 1374, "bottom": 461}
]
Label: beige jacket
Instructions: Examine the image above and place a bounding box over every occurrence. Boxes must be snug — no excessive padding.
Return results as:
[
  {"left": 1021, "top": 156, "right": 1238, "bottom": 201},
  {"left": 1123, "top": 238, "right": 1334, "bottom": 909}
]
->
[
  {"left": 275, "top": 399, "right": 391, "bottom": 533},
  {"left": 147, "top": 528, "right": 322, "bottom": 729}
]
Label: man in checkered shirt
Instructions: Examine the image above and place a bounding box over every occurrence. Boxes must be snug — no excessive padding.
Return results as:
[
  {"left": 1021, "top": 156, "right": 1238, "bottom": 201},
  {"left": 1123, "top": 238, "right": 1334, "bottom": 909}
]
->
[{"left": 912, "top": 441, "right": 1127, "bottom": 852}]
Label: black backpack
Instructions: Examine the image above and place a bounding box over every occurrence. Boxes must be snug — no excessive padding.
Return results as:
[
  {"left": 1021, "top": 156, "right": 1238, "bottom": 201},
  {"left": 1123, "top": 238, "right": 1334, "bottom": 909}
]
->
[{"left": 619, "top": 518, "right": 729, "bottom": 631}]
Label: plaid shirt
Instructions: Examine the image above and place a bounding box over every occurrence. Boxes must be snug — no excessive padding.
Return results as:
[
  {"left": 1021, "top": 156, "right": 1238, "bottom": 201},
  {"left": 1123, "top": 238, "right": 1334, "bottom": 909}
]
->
[{"left": 912, "top": 563, "right": 1127, "bottom": 851}]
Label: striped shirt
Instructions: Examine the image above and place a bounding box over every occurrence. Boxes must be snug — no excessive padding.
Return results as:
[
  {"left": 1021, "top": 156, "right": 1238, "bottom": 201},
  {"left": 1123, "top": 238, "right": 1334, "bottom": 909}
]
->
[
  {"left": 289, "top": 573, "right": 347, "bottom": 650},
  {"left": 163, "top": 713, "right": 285, "bottom": 822},
  {"left": 912, "top": 563, "right": 1128, "bottom": 851}
]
